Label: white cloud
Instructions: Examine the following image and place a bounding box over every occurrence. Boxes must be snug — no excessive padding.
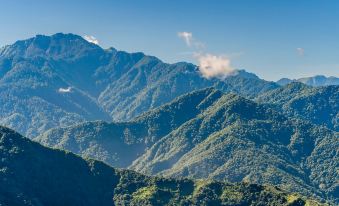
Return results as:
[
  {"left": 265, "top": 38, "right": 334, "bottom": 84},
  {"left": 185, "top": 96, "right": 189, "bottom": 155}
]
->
[
  {"left": 195, "top": 53, "right": 236, "bottom": 79},
  {"left": 297, "top": 47, "right": 304, "bottom": 56},
  {"left": 178, "top": 32, "right": 193, "bottom": 46},
  {"left": 177, "top": 31, "right": 236, "bottom": 79},
  {"left": 83, "top": 35, "right": 99, "bottom": 45},
  {"left": 58, "top": 87, "right": 72, "bottom": 93}
]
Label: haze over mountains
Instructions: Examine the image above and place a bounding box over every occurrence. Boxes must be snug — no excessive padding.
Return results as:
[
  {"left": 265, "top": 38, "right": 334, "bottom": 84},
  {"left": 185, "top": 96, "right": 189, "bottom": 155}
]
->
[
  {"left": 0, "top": 33, "right": 338, "bottom": 205},
  {"left": 277, "top": 76, "right": 339, "bottom": 87}
]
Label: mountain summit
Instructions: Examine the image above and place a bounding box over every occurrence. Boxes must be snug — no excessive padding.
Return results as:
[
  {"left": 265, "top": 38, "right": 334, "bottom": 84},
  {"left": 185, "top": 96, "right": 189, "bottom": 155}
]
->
[{"left": 1, "top": 33, "right": 104, "bottom": 59}]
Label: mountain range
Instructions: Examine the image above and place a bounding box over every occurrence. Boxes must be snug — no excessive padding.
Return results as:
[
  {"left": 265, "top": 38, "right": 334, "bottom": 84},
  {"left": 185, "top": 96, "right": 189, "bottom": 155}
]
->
[
  {"left": 0, "top": 33, "right": 278, "bottom": 138},
  {"left": 1, "top": 126, "right": 320, "bottom": 206},
  {"left": 36, "top": 87, "right": 339, "bottom": 203},
  {"left": 277, "top": 76, "right": 339, "bottom": 87},
  {"left": 0, "top": 33, "right": 338, "bottom": 205}
]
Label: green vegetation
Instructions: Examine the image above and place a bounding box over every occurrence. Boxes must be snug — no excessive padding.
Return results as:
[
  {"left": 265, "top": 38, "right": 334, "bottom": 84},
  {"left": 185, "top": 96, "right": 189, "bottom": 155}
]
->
[
  {"left": 256, "top": 82, "right": 339, "bottom": 131},
  {"left": 0, "top": 33, "right": 278, "bottom": 137},
  {"left": 1, "top": 33, "right": 337, "bottom": 205},
  {"left": 0, "top": 126, "right": 321, "bottom": 206},
  {"left": 132, "top": 185, "right": 157, "bottom": 200},
  {"left": 37, "top": 88, "right": 338, "bottom": 204},
  {"left": 35, "top": 88, "right": 224, "bottom": 168}
]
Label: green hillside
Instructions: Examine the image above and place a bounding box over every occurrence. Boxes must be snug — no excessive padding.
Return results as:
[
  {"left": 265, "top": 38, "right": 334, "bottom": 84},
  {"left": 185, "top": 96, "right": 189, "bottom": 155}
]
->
[
  {"left": 0, "top": 33, "right": 278, "bottom": 137},
  {"left": 36, "top": 88, "right": 338, "bottom": 204},
  {"left": 256, "top": 83, "right": 339, "bottom": 131},
  {"left": 0, "top": 126, "right": 319, "bottom": 206}
]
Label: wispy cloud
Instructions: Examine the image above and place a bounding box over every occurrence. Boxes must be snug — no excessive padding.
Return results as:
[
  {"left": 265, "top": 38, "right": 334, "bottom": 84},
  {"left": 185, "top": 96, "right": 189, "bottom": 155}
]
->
[
  {"left": 177, "top": 31, "right": 205, "bottom": 49},
  {"left": 297, "top": 47, "right": 304, "bottom": 56},
  {"left": 178, "top": 31, "right": 236, "bottom": 79},
  {"left": 83, "top": 35, "right": 99, "bottom": 45},
  {"left": 177, "top": 32, "right": 193, "bottom": 46}
]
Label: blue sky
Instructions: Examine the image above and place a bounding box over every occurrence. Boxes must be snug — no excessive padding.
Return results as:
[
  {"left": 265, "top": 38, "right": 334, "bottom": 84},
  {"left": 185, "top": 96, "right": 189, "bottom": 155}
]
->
[{"left": 0, "top": 0, "right": 338, "bottom": 80}]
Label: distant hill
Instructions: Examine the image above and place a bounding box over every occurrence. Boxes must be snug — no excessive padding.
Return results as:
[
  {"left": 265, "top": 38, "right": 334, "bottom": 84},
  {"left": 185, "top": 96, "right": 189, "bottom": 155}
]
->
[
  {"left": 0, "top": 126, "right": 317, "bottom": 206},
  {"left": 0, "top": 33, "right": 278, "bottom": 138},
  {"left": 36, "top": 88, "right": 338, "bottom": 203},
  {"left": 277, "top": 75, "right": 339, "bottom": 86},
  {"left": 277, "top": 78, "right": 294, "bottom": 86},
  {"left": 256, "top": 82, "right": 339, "bottom": 131}
]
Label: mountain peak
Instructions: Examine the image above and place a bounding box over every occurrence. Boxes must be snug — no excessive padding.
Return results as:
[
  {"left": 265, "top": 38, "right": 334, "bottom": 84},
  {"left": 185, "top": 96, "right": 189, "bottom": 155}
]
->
[
  {"left": 51, "top": 32, "right": 83, "bottom": 39},
  {"left": 14, "top": 33, "right": 87, "bottom": 47},
  {"left": 1, "top": 33, "right": 103, "bottom": 59},
  {"left": 233, "top": 69, "right": 259, "bottom": 79}
]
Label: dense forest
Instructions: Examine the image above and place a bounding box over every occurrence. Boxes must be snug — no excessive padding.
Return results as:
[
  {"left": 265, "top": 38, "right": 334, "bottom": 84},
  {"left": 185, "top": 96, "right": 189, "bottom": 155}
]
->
[
  {"left": 0, "top": 126, "right": 322, "bottom": 206},
  {"left": 37, "top": 88, "right": 339, "bottom": 204}
]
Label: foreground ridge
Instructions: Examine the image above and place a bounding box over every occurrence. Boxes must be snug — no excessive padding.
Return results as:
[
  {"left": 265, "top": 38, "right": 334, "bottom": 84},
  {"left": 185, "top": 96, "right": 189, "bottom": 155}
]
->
[{"left": 0, "top": 126, "right": 322, "bottom": 206}]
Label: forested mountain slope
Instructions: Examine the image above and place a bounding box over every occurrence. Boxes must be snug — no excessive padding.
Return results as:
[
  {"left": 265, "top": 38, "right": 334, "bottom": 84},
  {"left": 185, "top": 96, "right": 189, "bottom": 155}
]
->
[
  {"left": 37, "top": 88, "right": 339, "bottom": 203},
  {"left": 0, "top": 33, "right": 278, "bottom": 137},
  {"left": 36, "top": 88, "right": 224, "bottom": 168},
  {"left": 256, "top": 83, "right": 339, "bottom": 131},
  {"left": 0, "top": 126, "right": 318, "bottom": 206}
]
